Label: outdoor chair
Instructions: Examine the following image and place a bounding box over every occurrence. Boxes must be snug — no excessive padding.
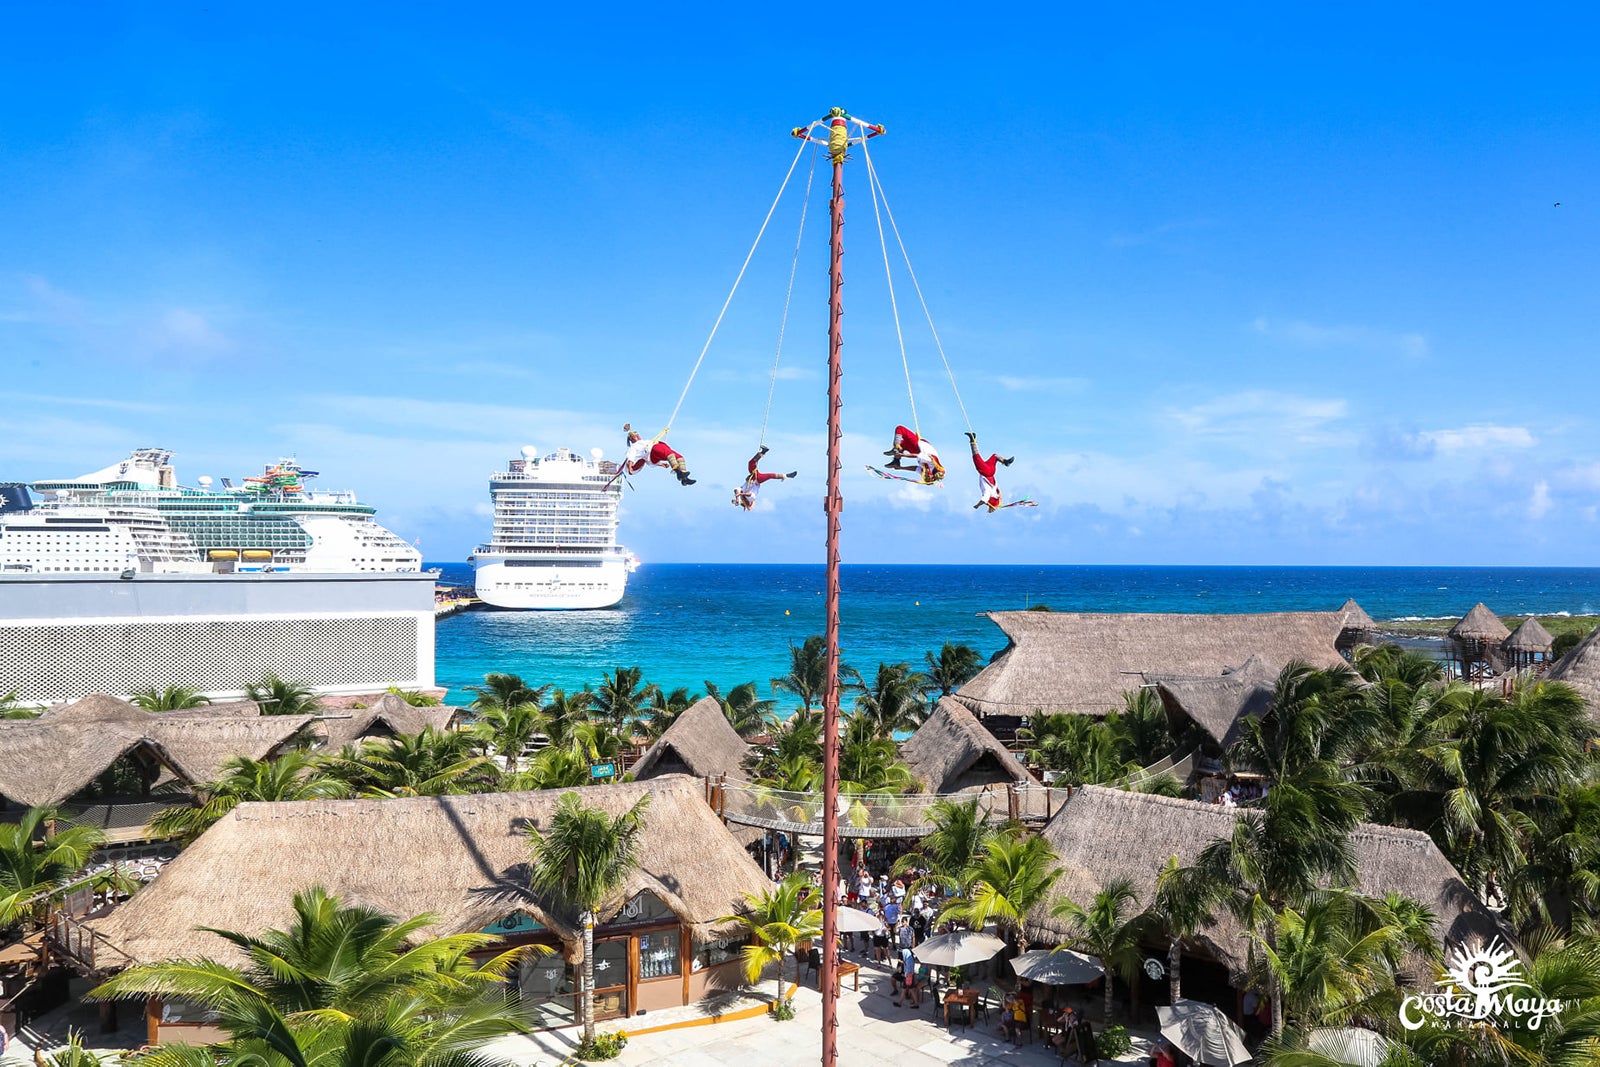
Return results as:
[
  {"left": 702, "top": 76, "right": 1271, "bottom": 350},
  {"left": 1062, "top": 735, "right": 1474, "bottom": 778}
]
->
[{"left": 805, "top": 946, "right": 821, "bottom": 983}]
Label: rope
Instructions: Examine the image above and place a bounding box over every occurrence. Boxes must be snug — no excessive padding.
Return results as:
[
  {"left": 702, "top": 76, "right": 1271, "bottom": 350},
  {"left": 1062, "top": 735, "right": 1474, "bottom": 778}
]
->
[
  {"left": 761, "top": 145, "right": 818, "bottom": 447},
  {"left": 862, "top": 142, "right": 918, "bottom": 440},
  {"left": 661, "top": 137, "right": 811, "bottom": 439},
  {"left": 861, "top": 138, "right": 974, "bottom": 435}
]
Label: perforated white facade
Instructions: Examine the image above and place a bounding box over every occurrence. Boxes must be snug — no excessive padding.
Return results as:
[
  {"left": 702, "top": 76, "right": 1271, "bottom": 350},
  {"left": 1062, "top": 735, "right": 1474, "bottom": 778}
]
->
[{"left": 0, "top": 572, "right": 435, "bottom": 706}]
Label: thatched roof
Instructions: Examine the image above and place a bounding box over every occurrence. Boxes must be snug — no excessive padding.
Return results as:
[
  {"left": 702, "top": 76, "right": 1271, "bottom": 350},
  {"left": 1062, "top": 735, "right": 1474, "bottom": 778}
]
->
[
  {"left": 90, "top": 776, "right": 770, "bottom": 967},
  {"left": 1025, "top": 787, "right": 1506, "bottom": 976},
  {"left": 1503, "top": 617, "right": 1555, "bottom": 653},
  {"left": 1448, "top": 603, "right": 1510, "bottom": 642},
  {"left": 1148, "top": 655, "right": 1277, "bottom": 748},
  {"left": 954, "top": 610, "right": 1349, "bottom": 716},
  {"left": 0, "top": 695, "right": 316, "bottom": 807},
  {"left": 630, "top": 697, "right": 751, "bottom": 781},
  {"left": 319, "top": 693, "right": 458, "bottom": 749},
  {"left": 1547, "top": 626, "right": 1600, "bottom": 719},
  {"left": 1338, "top": 599, "right": 1378, "bottom": 633},
  {"left": 900, "top": 698, "right": 1036, "bottom": 794}
]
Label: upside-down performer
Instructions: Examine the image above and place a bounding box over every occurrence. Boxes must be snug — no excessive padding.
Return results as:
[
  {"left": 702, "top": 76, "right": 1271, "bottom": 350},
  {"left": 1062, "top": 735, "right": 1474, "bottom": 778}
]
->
[
  {"left": 731, "top": 445, "right": 798, "bottom": 510},
  {"left": 623, "top": 424, "right": 695, "bottom": 486},
  {"left": 885, "top": 425, "right": 945, "bottom": 484},
  {"left": 966, "top": 431, "right": 1014, "bottom": 512}
]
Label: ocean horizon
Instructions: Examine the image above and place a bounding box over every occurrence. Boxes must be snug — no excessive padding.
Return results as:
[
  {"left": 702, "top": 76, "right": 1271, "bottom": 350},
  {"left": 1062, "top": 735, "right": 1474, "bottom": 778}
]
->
[{"left": 429, "top": 563, "right": 1600, "bottom": 705}]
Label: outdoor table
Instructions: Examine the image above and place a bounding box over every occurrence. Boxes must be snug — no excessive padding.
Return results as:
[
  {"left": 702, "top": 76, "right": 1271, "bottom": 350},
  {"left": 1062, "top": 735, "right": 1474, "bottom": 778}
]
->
[
  {"left": 834, "top": 960, "right": 861, "bottom": 992},
  {"left": 943, "top": 988, "right": 978, "bottom": 1029}
]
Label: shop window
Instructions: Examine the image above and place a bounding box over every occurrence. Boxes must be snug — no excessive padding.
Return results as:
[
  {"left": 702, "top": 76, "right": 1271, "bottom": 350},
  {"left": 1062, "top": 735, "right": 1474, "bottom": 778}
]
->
[
  {"left": 696, "top": 935, "right": 747, "bottom": 972},
  {"left": 638, "top": 929, "right": 681, "bottom": 980}
]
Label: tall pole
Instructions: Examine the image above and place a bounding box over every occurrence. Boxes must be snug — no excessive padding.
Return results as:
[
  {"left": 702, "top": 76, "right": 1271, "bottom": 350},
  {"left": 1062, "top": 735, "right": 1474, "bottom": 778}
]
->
[{"left": 819, "top": 122, "right": 846, "bottom": 1067}]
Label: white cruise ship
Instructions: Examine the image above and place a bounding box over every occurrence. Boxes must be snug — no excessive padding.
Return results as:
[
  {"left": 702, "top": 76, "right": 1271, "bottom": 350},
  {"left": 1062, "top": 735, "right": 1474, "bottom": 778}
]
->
[
  {"left": 471, "top": 446, "right": 633, "bottom": 610},
  {"left": 0, "top": 485, "right": 203, "bottom": 574},
  {"left": 19, "top": 449, "right": 422, "bottom": 574}
]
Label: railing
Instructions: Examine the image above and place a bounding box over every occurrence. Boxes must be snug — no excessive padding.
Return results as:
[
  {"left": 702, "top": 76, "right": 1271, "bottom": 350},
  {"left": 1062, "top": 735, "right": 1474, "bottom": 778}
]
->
[
  {"left": 1119, "top": 749, "right": 1199, "bottom": 789},
  {"left": 711, "top": 778, "right": 1068, "bottom": 838},
  {"left": 46, "top": 912, "right": 135, "bottom": 974}
]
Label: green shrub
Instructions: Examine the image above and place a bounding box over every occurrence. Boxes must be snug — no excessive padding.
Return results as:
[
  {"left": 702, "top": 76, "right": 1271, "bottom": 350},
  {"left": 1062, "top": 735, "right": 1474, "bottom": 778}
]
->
[
  {"left": 1097, "top": 1024, "right": 1131, "bottom": 1058},
  {"left": 772, "top": 996, "right": 797, "bottom": 1021},
  {"left": 577, "top": 1030, "right": 628, "bottom": 1060}
]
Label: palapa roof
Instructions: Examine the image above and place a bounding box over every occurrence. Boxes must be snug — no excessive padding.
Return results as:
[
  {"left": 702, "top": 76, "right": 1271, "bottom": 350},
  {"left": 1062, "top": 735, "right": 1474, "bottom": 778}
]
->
[
  {"left": 1502, "top": 617, "right": 1555, "bottom": 653},
  {"left": 953, "top": 610, "right": 1348, "bottom": 716},
  {"left": 630, "top": 696, "right": 751, "bottom": 781},
  {"left": 0, "top": 695, "right": 316, "bottom": 807},
  {"left": 900, "top": 698, "right": 1035, "bottom": 794},
  {"left": 90, "top": 775, "right": 770, "bottom": 967},
  {"left": 1546, "top": 626, "right": 1600, "bottom": 719},
  {"left": 1025, "top": 787, "right": 1507, "bottom": 976},
  {"left": 1448, "top": 603, "right": 1511, "bottom": 642},
  {"left": 319, "top": 693, "right": 458, "bottom": 749},
  {"left": 1338, "top": 599, "right": 1378, "bottom": 633},
  {"left": 1147, "top": 654, "right": 1277, "bottom": 748}
]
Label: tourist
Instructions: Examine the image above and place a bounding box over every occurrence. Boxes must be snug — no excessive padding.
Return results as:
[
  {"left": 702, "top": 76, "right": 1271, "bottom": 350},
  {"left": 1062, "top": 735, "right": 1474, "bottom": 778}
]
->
[
  {"left": 1002, "top": 993, "right": 1029, "bottom": 1042},
  {"left": 909, "top": 904, "right": 928, "bottom": 945},
  {"left": 871, "top": 918, "right": 891, "bottom": 963},
  {"left": 897, "top": 917, "right": 915, "bottom": 951},
  {"left": 1153, "top": 1038, "right": 1177, "bottom": 1067}
]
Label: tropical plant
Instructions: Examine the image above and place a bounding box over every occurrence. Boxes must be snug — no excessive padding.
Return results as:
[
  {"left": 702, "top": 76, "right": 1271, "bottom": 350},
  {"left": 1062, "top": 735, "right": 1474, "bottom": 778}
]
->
[
  {"left": 325, "top": 728, "right": 496, "bottom": 797},
  {"left": 1020, "top": 714, "right": 1136, "bottom": 785},
  {"left": 898, "top": 797, "right": 998, "bottom": 896},
  {"left": 638, "top": 686, "right": 699, "bottom": 738},
  {"left": 541, "top": 688, "right": 597, "bottom": 749},
  {"left": 590, "top": 667, "right": 656, "bottom": 736},
  {"left": 1512, "top": 779, "right": 1600, "bottom": 937},
  {"left": 148, "top": 751, "right": 349, "bottom": 842},
  {"left": 0, "top": 806, "right": 106, "bottom": 928},
  {"left": 749, "top": 710, "right": 822, "bottom": 782},
  {"left": 852, "top": 661, "right": 928, "bottom": 735},
  {"left": 1146, "top": 854, "right": 1224, "bottom": 1005},
  {"left": 1230, "top": 661, "right": 1370, "bottom": 784},
  {"left": 717, "top": 872, "right": 822, "bottom": 1011},
  {"left": 706, "top": 681, "right": 776, "bottom": 738},
  {"left": 939, "top": 828, "right": 1061, "bottom": 952},
  {"left": 467, "top": 672, "right": 548, "bottom": 713},
  {"left": 39, "top": 1032, "right": 108, "bottom": 1067},
  {"left": 474, "top": 702, "right": 546, "bottom": 773},
  {"left": 838, "top": 712, "right": 916, "bottom": 793},
  {"left": 386, "top": 686, "right": 444, "bottom": 706},
  {"left": 923, "top": 642, "right": 982, "bottom": 706},
  {"left": 1051, "top": 876, "right": 1147, "bottom": 1023},
  {"left": 525, "top": 791, "right": 651, "bottom": 1046},
  {"left": 1105, "top": 687, "right": 1177, "bottom": 767},
  {"left": 503, "top": 747, "right": 594, "bottom": 792},
  {"left": 243, "top": 673, "right": 321, "bottom": 716},
  {"left": 771, "top": 635, "right": 828, "bottom": 712},
  {"left": 130, "top": 686, "right": 211, "bottom": 711}
]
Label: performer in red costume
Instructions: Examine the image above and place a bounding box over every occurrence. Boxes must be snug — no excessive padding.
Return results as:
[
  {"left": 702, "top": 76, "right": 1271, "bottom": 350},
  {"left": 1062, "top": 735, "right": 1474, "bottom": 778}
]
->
[
  {"left": 886, "top": 425, "right": 945, "bottom": 484},
  {"left": 623, "top": 424, "right": 695, "bottom": 485},
  {"left": 966, "top": 431, "right": 1014, "bottom": 512},
  {"left": 732, "top": 446, "right": 798, "bottom": 510}
]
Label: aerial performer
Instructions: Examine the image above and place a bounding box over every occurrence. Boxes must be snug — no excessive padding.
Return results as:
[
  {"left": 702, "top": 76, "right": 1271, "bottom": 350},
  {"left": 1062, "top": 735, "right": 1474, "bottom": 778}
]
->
[
  {"left": 884, "top": 425, "right": 945, "bottom": 484},
  {"left": 732, "top": 445, "right": 798, "bottom": 510},
  {"left": 965, "top": 431, "right": 1014, "bottom": 512},
  {"left": 622, "top": 424, "right": 695, "bottom": 486}
]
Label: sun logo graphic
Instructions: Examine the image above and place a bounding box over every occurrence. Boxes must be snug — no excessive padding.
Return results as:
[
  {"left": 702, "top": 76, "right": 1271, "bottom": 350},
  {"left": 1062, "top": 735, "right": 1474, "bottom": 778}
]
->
[{"left": 1400, "top": 940, "right": 1564, "bottom": 1031}]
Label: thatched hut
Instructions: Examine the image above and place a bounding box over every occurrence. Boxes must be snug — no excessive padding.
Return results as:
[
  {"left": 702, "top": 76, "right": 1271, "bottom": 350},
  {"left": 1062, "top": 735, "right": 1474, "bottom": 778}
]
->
[
  {"left": 86, "top": 776, "right": 770, "bottom": 1040},
  {"left": 1025, "top": 787, "right": 1507, "bottom": 998},
  {"left": 1336, "top": 598, "right": 1379, "bottom": 653},
  {"left": 900, "top": 698, "right": 1036, "bottom": 793},
  {"left": 1546, "top": 626, "right": 1600, "bottom": 723},
  {"left": 1146, "top": 655, "right": 1277, "bottom": 751},
  {"left": 1447, "top": 603, "right": 1511, "bottom": 681},
  {"left": 0, "top": 695, "right": 317, "bottom": 837},
  {"left": 1502, "top": 617, "right": 1556, "bottom": 670},
  {"left": 630, "top": 697, "right": 751, "bottom": 781},
  {"left": 317, "top": 692, "right": 459, "bottom": 750},
  {"left": 953, "top": 610, "right": 1348, "bottom": 717}
]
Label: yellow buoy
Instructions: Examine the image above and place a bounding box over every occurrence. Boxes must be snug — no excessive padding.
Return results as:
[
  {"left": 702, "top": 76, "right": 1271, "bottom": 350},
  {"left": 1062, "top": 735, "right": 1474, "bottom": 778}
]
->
[
  {"left": 784, "top": 610, "right": 790, "bottom": 616},
  {"left": 915, "top": 601, "right": 920, "bottom": 606}
]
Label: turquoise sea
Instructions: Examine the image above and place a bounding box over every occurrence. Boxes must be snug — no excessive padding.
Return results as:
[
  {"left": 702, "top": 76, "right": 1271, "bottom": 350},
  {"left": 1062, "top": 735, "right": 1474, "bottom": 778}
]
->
[{"left": 430, "top": 564, "right": 1600, "bottom": 705}]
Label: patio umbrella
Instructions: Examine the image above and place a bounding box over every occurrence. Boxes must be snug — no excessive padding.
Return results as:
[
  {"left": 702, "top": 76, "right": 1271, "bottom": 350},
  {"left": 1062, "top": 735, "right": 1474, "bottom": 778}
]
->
[
  {"left": 834, "top": 907, "right": 884, "bottom": 934},
  {"left": 1157, "top": 1000, "right": 1252, "bottom": 1067},
  {"left": 1306, "top": 1027, "right": 1394, "bottom": 1067},
  {"left": 912, "top": 929, "right": 1006, "bottom": 968},
  {"left": 1009, "top": 948, "right": 1104, "bottom": 985}
]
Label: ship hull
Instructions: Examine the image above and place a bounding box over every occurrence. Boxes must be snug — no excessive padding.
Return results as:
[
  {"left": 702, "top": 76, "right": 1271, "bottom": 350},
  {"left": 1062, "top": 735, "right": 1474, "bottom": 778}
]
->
[{"left": 472, "top": 556, "right": 628, "bottom": 610}]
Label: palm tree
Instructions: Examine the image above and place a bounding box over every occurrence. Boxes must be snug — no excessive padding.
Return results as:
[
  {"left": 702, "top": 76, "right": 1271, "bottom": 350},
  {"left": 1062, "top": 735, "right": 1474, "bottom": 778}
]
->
[
  {"left": 244, "top": 673, "right": 321, "bottom": 716},
  {"left": 1230, "top": 661, "right": 1370, "bottom": 783},
  {"left": 1051, "top": 876, "right": 1148, "bottom": 1024},
  {"left": 526, "top": 791, "right": 651, "bottom": 1046},
  {"left": 717, "top": 872, "right": 822, "bottom": 1011},
  {"left": 328, "top": 728, "right": 496, "bottom": 797},
  {"left": 898, "top": 797, "right": 997, "bottom": 896},
  {"left": 923, "top": 642, "right": 982, "bottom": 706},
  {"left": 1019, "top": 713, "right": 1135, "bottom": 785},
  {"left": 939, "top": 828, "right": 1060, "bottom": 953},
  {"left": 1147, "top": 854, "right": 1224, "bottom": 1006},
  {"left": 503, "top": 747, "right": 594, "bottom": 791},
  {"left": 838, "top": 712, "right": 917, "bottom": 793},
  {"left": 638, "top": 686, "right": 699, "bottom": 739},
  {"left": 541, "top": 688, "right": 596, "bottom": 750},
  {"left": 1513, "top": 779, "right": 1600, "bottom": 936},
  {"left": 130, "top": 686, "right": 211, "bottom": 711},
  {"left": 474, "top": 702, "right": 546, "bottom": 772},
  {"left": 707, "top": 681, "right": 777, "bottom": 738},
  {"left": 147, "top": 752, "right": 349, "bottom": 842},
  {"left": 0, "top": 806, "right": 106, "bottom": 928},
  {"left": 467, "top": 671, "right": 548, "bottom": 713},
  {"left": 855, "top": 662, "right": 929, "bottom": 734},
  {"left": 749, "top": 710, "right": 822, "bottom": 782},
  {"left": 386, "top": 686, "right": 444, "bottom": 706},
  {"left": 590, "top": 666, "right": 656, "bottom": 736},
  {"left": 771, "top": 635, "right": 828, "bottom": 713},
  {"left": 1105, "top": 688, "right": 1176, "bottom": 767}
]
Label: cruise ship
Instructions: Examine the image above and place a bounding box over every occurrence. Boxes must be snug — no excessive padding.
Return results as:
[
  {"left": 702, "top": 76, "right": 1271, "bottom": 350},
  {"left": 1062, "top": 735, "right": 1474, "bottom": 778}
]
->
[
  {"left": 16, "top": 449, "right": 422, "bottom": 573},
  {"left": 471, "top": 446, "right": 633, "bottom": 609}
]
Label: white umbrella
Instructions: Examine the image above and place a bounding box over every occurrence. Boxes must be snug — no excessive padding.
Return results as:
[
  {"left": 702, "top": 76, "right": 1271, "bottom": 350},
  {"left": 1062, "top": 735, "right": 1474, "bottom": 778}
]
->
[
  {"left": 834, "top": 907, "right": 884, "bottom": 934},
  {"left": 912, "top": 930, "right": 1006, "bottom": 968},
  {"left": 1157, "top": 1000, "right": 1252, "bottom": 1067},
  {"left": 1306, "top": 1027, "right": 1394, "bottom": 1067},
  {"left": 1009, "top": 948, "right": 1104, "bottom": 985}
]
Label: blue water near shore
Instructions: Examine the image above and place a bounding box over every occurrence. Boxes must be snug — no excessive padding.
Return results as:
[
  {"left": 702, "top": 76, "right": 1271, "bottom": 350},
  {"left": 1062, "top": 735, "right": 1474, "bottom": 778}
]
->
[{"left": 429, "top": 563, "right": 1600, "bottom": 704}]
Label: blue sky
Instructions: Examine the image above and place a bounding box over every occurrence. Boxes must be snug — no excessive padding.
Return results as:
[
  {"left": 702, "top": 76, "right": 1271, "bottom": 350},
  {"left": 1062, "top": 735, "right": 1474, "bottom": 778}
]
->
[{"left": 3, "top": 5, "right": 1597, "bottom": 565}]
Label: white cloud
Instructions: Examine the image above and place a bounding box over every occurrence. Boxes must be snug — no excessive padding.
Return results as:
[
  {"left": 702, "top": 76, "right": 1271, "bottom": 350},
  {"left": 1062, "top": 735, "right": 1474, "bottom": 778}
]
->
[
  {"left": 152, "top": 308, "right": 234, "bottom": 353},
  {"left": 1418, "top": 424, "right": 1536, "bottom": 453},
  {"left": 1168, "top": 390, "right": 1350, "bottom": 444},
  {"left": 1251, "top": 317, "right": 1429, "bottom": 359},
  {"left": 1528, "top": 480, "right": 1553, "bottom": 520},
  {"left": 995, "top": 375, "right": 1088, "bottom": 393}
]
